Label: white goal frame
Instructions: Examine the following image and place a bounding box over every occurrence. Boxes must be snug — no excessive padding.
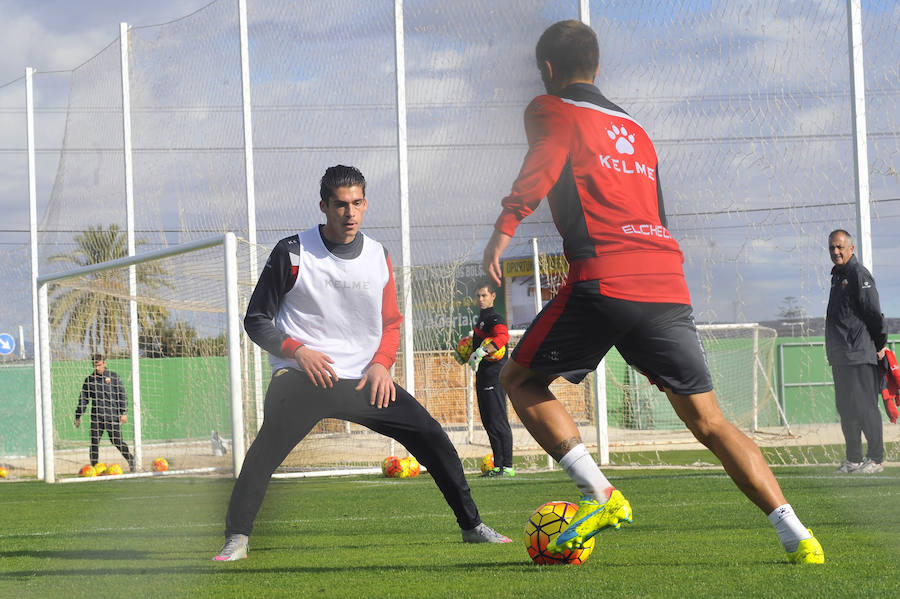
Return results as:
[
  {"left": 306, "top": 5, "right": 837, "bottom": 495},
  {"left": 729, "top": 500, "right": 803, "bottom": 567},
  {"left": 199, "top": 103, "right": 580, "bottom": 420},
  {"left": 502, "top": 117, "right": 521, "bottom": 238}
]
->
[{"left": 36, "top": 233, "right": 245, "bottom": 483}]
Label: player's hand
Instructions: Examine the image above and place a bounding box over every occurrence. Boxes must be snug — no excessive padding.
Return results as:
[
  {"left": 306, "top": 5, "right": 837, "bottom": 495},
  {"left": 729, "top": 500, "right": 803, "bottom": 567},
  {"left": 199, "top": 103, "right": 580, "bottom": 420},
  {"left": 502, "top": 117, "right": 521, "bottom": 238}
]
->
[
  {"left": 468, "top": 347, "right": 487, "bottom": 372},
  {"left": 877, "top": 346, "right": 887, "bottom": 360},
  {"left": 356, "top": 362, "right": 396, "bottom": 409},
  {"left": 482, "top": 230, "right": 512, "bottom": 287},
  {"left": 74, "top": 417, "right": 81, "bottom": 429},
  {"left": 293, "top": 346, "right": 338, "bottom": 387},
  {"left": 120, "top": 414, "right": 128, "bottom": 425}
]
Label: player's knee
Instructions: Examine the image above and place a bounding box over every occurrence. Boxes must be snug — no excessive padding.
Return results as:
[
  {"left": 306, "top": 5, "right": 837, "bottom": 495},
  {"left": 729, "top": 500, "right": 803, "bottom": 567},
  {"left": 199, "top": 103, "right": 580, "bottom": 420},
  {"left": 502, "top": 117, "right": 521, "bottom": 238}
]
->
[{"left": 682, "top": 412, "right": 732, "bottom": 446}]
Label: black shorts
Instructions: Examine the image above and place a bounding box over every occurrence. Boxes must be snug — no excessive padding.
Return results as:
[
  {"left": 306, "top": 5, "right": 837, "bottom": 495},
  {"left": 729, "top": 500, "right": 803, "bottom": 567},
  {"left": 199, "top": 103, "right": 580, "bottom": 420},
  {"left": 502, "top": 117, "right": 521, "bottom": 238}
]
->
[{"left": 511, "top": 282, "right": 713, "bottom": 395}]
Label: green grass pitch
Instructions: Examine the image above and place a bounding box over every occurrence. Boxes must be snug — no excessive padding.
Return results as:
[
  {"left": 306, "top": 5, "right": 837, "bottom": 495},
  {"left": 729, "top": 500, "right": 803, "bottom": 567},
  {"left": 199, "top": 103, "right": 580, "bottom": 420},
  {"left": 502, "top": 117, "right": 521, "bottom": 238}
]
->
[{"left": 1, "top": 467, "right": 897, "bottom": 598}]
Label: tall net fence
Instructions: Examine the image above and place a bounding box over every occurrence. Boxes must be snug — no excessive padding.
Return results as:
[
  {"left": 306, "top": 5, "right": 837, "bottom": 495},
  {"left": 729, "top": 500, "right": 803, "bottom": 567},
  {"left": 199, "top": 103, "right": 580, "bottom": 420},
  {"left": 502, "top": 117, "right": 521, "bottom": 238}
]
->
[{"left": 2, "top": 0, "right": 899, "bottom": 477}]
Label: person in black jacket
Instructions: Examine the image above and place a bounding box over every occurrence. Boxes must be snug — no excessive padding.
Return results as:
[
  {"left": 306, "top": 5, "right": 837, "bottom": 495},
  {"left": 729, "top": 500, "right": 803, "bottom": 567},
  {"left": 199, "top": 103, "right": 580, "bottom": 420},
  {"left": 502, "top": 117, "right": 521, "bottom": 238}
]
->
[
  {"left": 825, "top": 229, "right": 888, "bottom": 474},
  {"left": 467, "top": 282, "right": 514, "bottom": 477},
  {"left": 74, "top": 354, "right": 135, "bottom": 472}
]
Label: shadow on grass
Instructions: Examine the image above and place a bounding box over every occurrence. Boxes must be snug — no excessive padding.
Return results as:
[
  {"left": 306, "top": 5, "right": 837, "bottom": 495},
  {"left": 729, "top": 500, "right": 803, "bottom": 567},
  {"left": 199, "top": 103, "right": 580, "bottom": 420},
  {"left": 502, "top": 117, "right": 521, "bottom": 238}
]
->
[
  {"left": 0, "top": 548, "right": 149, "bottom": 560},
  {"left": 0, "top": 556, "right": 534, "bottom": 580}
]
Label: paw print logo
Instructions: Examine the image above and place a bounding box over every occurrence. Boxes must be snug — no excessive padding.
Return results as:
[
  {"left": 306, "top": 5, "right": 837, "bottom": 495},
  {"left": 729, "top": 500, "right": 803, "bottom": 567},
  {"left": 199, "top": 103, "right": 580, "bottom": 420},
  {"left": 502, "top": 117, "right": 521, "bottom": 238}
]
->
[{"left": 607, "top": 124, "right": 635, "bottom": 155}]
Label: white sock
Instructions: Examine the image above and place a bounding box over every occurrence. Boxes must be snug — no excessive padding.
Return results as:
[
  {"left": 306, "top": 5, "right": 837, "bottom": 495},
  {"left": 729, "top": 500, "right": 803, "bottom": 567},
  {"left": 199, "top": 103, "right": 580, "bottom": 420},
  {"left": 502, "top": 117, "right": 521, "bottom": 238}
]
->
[
  {"left": 767, "top": 504, "right": 811, "bottom": 552},
  {"left": 557, "top": 443, "right": 614, "bottom": 501}
]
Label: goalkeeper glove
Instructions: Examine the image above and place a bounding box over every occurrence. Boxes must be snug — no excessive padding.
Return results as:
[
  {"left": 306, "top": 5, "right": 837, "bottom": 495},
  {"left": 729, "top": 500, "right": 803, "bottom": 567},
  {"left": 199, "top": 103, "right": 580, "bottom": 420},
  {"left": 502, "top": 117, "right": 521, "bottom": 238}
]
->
[{"left": 468, "top": 346, "right": 487, "bottom": 372}]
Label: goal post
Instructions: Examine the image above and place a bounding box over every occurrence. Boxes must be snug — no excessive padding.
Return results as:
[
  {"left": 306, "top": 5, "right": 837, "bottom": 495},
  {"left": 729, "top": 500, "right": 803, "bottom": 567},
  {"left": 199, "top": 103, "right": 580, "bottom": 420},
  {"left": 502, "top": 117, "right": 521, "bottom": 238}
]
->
[{"left": 37, "top": 233, "right": 244, "bottom": 483}]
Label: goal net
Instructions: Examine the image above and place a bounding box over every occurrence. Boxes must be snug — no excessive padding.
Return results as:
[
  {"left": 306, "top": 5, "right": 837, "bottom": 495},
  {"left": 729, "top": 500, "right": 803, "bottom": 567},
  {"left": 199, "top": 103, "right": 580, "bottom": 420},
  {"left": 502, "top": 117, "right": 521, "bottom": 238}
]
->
[
  {"left": 37, "top": 234, "right": 252, "bottom": 482},
  {"left": 408, "top": 318, "right": 784, "bottom": 469}
]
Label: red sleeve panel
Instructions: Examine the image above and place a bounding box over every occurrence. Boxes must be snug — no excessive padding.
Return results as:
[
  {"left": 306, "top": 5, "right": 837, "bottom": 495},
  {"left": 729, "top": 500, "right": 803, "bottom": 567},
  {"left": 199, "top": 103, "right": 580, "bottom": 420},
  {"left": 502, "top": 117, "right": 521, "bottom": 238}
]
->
[
  {"left": 494, "top": 96, "right": 573, "bottom": 236},
  {"left": 370, "top": 252, "right": 402, "bottom": 370},
  {"left": 488, "top": 323, "right": 509, "bottom": 348}
]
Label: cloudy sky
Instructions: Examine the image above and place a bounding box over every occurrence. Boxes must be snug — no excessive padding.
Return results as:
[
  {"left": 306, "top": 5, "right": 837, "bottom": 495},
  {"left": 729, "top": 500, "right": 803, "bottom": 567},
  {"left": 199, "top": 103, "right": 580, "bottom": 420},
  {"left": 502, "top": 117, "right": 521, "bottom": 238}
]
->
[
  {"left": 1, "top": 0, "right": 898, "bottom": 344},
  {"left": 0, "top": 1, "right": 212, "bottom": 83}
]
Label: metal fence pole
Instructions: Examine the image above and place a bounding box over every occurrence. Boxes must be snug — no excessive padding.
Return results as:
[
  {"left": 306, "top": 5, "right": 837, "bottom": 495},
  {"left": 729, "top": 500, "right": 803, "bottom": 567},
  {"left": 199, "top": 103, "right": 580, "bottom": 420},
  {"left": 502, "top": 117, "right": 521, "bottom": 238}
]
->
[{"left": 120, "top": 22, "right": 143, "bottom": 471}]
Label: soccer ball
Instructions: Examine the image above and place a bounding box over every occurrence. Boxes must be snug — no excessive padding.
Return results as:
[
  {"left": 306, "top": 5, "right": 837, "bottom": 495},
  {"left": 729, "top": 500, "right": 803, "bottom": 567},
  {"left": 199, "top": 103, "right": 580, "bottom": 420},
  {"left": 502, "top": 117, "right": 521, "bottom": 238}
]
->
[
  {"left": 455, "top": 336, "right": 474, "bottom": 363},
  {"left": 94, "top": 462, "right": 107, "bottom": 476},
  {"left": 524, "top": 501, "right": 595, "bottom": 565},
  {"left": 79, "top": 464, "right": 96, "bottom": 477},
  {"left": 480, "top": 453, "right": 495, "bottom": 475},
  {"left": 0, "top": 466, "right": 8, "bottom": 479},
  {"left": 382, "top": 456, "right": 402, "bottom": 478},
  {"left": 106, "top": 463, "right": 123, "bottom": 476},
  {"left": 403, "top": 456, "right": 420, "bottom": 477},
  {"left": 153, "top": 458, "right": 169, "bottom": 472},
  {"left": 484, "top": 344, "right": 507, "bottom": 362}
]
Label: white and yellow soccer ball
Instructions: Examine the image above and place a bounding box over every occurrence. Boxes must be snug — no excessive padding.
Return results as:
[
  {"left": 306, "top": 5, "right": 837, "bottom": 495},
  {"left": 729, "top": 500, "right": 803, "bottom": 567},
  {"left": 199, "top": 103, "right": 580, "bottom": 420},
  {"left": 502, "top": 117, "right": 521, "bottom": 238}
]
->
[
  {"left": 402, "top": 457, "right": 420, "bottom": 478},
  {"left": 525, "top": 501, "right": 594, "bottom": 565}
]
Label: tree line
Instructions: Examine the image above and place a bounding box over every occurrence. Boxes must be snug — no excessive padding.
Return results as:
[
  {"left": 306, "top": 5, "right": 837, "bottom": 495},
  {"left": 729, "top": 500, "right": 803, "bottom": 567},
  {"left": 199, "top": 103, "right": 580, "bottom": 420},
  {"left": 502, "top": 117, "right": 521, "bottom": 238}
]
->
[{"left": 48, "top": 224, "right": 226, "bottom": 358}]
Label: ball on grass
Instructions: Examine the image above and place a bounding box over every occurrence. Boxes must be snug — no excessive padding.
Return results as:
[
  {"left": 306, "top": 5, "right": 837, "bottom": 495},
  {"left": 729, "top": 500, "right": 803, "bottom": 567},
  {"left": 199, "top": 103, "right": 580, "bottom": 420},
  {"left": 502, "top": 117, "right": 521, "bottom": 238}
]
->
[
  {"left": 404, "top": 457, "right": 420, "bottom": 477},
  {"left": 382, "top": 456, "right": 402, "bottom": 478},
  {"left": 524, "top": 501, "right": 594, "bottom": 565}
]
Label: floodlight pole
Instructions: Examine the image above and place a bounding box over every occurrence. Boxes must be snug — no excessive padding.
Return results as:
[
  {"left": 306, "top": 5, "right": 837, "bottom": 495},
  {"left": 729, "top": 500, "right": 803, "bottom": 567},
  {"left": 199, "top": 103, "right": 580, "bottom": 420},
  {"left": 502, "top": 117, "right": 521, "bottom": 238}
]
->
[
  {"left": 578, "top": 4, "right": 610, "bottom": 465},
  {"left": 238, "top": 0, "right": 264, "bottom": 432},
  {"left": 394, "top": 0, "right": 415, "bottom": 395},
  {"left": 120, "top": 22, "right": 143, "bottom": 472},
  {"left": 846, "top": 0, "right": 872, "bottom": 271},
  {"left": 26, "top": 66, "right": 44, "bottom": 479}
]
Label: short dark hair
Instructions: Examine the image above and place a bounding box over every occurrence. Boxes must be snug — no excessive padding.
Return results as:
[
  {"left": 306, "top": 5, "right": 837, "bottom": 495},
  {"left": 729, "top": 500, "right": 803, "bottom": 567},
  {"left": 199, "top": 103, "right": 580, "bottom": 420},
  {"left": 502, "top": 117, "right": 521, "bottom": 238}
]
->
[
  {"left": 320, "top": 165, "right": 366, "bottom": 204},
  {"left": 535, "top": 20, "right": 599, "bottom": 82},
  {"left": 91, "top": 353, "right": 104, "bottom": 362},
  {"left": 829, "top": 229, "right": 852, "bottom": 242},
  {"left": 476, "top": 280, "right": 497, "bottom": 295}
]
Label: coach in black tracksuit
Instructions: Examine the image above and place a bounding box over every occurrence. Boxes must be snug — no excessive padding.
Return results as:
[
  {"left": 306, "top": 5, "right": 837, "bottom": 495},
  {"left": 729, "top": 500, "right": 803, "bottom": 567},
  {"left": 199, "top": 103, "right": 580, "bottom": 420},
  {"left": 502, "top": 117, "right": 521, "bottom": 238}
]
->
[
  {"left": 74, "top": 353, "right": 135, "bottom": 471},
  {"left": 825, "top": 229, "right": 887, "bottom": 473},
  {"left": 470, "top": 283, "right": 514, "bottom": 476}
]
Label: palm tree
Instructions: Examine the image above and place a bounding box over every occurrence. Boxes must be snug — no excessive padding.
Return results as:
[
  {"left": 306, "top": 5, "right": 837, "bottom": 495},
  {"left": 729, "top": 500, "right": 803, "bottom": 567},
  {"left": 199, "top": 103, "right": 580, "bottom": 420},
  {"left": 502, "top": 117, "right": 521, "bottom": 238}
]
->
[{"left": 48, "top": 224, "right": 171, "bottom": 357}]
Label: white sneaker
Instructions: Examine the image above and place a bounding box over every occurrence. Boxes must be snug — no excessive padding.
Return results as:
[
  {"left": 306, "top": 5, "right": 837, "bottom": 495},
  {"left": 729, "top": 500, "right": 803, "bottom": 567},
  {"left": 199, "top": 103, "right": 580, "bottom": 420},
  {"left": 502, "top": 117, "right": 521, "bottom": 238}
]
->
[
  {"left": 835, "top": 460, "right": 861, "bottom": 473},
  {"left": 214, "top": 534, "right": 249, "bottom": 561},
  {"left": 461, "top": 523, "right": 512, "bottom": 543},
  {"left": 854, "top": 458, "right": 883, "bottom": 474}
]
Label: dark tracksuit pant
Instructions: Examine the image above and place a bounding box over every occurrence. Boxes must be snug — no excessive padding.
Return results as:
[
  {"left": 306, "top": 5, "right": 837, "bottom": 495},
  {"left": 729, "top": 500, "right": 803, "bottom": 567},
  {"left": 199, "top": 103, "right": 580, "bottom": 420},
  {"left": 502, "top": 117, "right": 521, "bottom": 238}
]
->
[
  {"left": 225, "top": 369, "right": 481, "bottom": 536},
  {"left": 89, "top": 416, "right": 134, "bottom": 468},
  {"left": 475, "top": 360, "right": 513, "bottom": 470},
  {"left": 832, "top": 363, "right": 884, "bottom": 463}
]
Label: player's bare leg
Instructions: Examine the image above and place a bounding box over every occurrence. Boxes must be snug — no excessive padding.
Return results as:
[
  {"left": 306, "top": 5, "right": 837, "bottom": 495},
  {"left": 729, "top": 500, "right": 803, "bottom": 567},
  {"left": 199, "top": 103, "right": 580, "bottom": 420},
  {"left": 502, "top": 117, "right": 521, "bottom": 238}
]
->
[
  {"left": 667, "top": 389, "right": 824, "bottom": 563},
  {"left": 501, "top": 360, "right": 631, "bottom": 552},
  {"left": 666, "top": 389, "right": 785, "bottom": 512},
  {"left": 500, "top": 360, "right": 577, "bottom": 460}
]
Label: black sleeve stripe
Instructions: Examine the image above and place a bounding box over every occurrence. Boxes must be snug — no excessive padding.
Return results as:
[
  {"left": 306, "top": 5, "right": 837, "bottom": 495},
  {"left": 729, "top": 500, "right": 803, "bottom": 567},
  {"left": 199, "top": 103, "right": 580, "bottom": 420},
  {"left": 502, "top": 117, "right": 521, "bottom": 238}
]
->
[{"left": 244, "top": 235, "right": 299, "bottom": 356}]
